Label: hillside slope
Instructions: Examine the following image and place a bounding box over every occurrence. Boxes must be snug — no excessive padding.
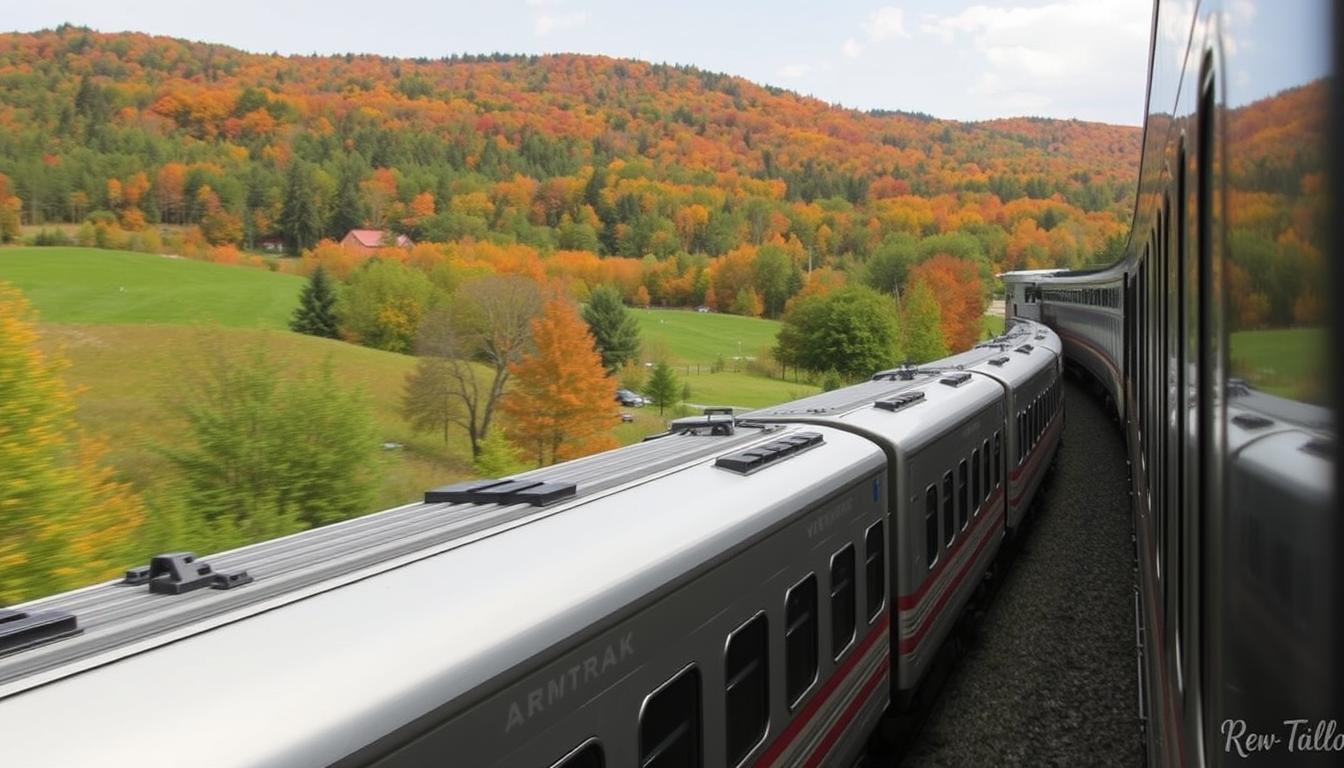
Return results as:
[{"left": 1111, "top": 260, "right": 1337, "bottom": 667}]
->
[{"left": 0, "top": 27, "right": 1140, "bottom": 273}]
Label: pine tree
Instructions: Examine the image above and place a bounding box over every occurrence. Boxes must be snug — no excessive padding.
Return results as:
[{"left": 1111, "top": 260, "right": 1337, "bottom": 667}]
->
[
  {"left": 327, "top": 155, "right": 366, "bottom": 239},
  {"left": 290, "top": 265, "right": 340, "bottom": 338},
  {"left": 473, "top": 430, "right": 525, "bottom": 478},
  {"left": 500, "top": 297, "right": 618, "bottom": 466},
  {"left": 163, "top": 339, "right": 382, "bottom": 540},
  {"left": 279, "top": 160, "right": 323, "bottom": 255},
  {"left": 581, "top": 284, "right": 641, "bottom": 373},
  {"left": 645, "top": 361, "right": 680, "bottom": 415},
  {"left": 0, "top": 283, "right": 145, "bottom": 603},
  {"left": 901, "top": 278, "right": 950, "bottom": 363}
]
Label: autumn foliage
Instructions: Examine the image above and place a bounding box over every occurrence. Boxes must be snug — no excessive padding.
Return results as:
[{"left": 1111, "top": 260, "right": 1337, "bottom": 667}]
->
[
  {"left": 0, "top": 283, "right": 145, "bottom": 603},
  {"left": 906, "top": 254, "right": 986, "bottom": 352},
  {"left": 500, "top": 296, "right": 619, "bottom": 466}
]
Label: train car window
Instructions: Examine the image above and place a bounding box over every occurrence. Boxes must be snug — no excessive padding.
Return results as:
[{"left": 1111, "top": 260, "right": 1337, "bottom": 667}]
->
[
  {"left": 1016, "top": 414, "right": 1024, "bottom": 463},
  {"left": 942, "top": 472, "right": 954, "bottom": 545},
  {"left": 784, "top": 575, "right": 818, "bottom": 708},
  {"left": 639, "top": 666, "right": 702, "bottom": 768},
  {"left": 971, "top": 448, "right": 981, "bottom": 513},
  {"left": 925, "top": 486, "right": 939, "bottom": 569},
  {"left": 993, "top": 432, "right": 1001, "bottom": 488},
  {"left": 830, "top": 546, "right": 856, "bottom": 659},
  {"left": 724, "top": 614, "right": 768, "bottom": 766},
  {"left": 552, "top": 741, "right": 605, "bottom": 768},
  {"left": 865, "top": 521, "right": 885, "bottom": 619},
  {"left": 981, "top": 439, "right": 991, "bottom": 504},
  {"left": 957, "top": 460, "right": 969, "bottom": 530}
]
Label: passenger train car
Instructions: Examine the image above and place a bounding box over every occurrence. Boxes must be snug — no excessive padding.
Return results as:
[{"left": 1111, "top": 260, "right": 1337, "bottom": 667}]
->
[
  {"left": 1003, "top": 1, "right": 1341, "bottom": 765},
  {"left": 0, "top": 320, "right": 1063, "bottom": 767}
]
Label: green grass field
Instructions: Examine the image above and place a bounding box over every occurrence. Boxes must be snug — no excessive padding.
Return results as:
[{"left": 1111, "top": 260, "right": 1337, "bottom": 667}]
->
[
  {"left": 632, "top": 308, "right": 783, "bottom": 364},
  {"left": 982, "top": 313, "right": 1005, "bottom": 338},
  {"left": 38, "top": 324, "right": 479, "bottom": 510},
  {"left": 1229, "top": 327, "right": 1327, "bottom": 403},
  {"left": 0, "top": 247, "right": 303, "bottom": 327}
]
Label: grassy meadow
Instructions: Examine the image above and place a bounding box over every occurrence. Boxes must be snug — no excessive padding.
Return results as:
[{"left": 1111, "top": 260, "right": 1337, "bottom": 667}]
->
[
  {"left": 0, "top": 247, "right": 302, "bottom": 327},
  {"left": 1229, "top": 327, "right": 1328, "bottom": 403}
]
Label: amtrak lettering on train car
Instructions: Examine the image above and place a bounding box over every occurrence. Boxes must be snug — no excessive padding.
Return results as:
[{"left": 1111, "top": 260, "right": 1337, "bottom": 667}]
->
[
  {"left": 504, "top": 632, "right": 635, "bottom": 733},
  {"left": 806, "top": 499, "right": 853, "bottom": 539}
]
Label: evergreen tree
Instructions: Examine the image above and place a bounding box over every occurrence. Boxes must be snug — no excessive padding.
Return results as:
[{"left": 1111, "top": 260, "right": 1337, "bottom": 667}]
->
[
  {"left": 279, "top": 160, "right": 323, "bottom": 255},
  {"left": 581, "top": 284, "right": 641, "bottom": 373},
  {"left": 901, "top": 278, "right": 950, "bottom": 363},
  {"left": 289, "top": 266, "right": 340, "bottom": 338},
  {"left": 645, "top": 361, "right": 680, "bottom": 415},
  {"left": 163, "top": 339, "right": 381, "bottom": 540},
  {"left": 327, "top": 155, "right": 366, "bottom": 239}
]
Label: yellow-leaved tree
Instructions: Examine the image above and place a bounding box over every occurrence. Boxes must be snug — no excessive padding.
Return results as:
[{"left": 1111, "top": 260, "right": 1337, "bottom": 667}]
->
[
  {"left": 501, "top": 295, "right": 619, "bottom": 467},
  {"left": 0, "top": 283, "right": 144, "bottom": 604}
]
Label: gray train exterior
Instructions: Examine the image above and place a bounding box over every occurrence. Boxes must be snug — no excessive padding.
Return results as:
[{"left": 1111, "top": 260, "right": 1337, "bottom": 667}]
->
[
  {"left": 0, "top": 325, "right": 1064, "bottom": 767},
  {"left": 744, "top": 320, "right": 1063, "bottom": 692},
  {"left": 1003, "top": 1, "right": 1342, "bottom": 765}
]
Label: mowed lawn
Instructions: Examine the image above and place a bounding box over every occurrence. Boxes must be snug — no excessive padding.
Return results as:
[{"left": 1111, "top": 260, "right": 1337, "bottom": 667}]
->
[
  {"left": 0, "top": 247, "right": 303, "bottom": 327},
  {"left": 632, "top": 308, "right": 783, "bottom": 364}
]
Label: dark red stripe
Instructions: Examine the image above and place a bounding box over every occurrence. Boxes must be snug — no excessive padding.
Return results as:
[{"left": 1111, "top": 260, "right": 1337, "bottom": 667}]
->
[
  {"left": 1056, "top": 327, "right": 1121, "bottom": 381},
  {"left": 753, "top": 612, "right": 890, "bottom": 767},
  {"left": 801, "top": 655, "right": 892, "bottom": 768},
  {"left": 897, "top": 505, "right": 1003, "bottom": 654},
  {"left": 896, "top": 486, "right": 1004, "bottom": 611}
]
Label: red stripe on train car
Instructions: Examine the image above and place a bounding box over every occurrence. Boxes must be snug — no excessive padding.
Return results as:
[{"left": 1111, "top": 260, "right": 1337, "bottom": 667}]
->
[
  {"left": 896, "top": 487, "right": 1005, "bottom": 611},
  {"left": 753, "top": 612, "right": 891, "bottom": 767},
  {"left": 897, "top": 506, "right": 1004, "bottom": 654},
  {"left": 801, "top": 655, "right": 892, "bottom": 768}
]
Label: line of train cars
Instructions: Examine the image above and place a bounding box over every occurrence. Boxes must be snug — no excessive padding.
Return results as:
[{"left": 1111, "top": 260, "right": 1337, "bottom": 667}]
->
[
  {"left": 0, "top": 319, "right": 1063, "bottom": 767},
  {"left": 1002, "top": 3, "right": 1341, "bottom": 766}
]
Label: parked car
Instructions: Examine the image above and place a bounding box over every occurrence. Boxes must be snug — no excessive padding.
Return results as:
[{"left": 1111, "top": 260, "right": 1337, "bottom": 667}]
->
[{"left": 615, "top": 388, "right": 646, "bottom": 407}]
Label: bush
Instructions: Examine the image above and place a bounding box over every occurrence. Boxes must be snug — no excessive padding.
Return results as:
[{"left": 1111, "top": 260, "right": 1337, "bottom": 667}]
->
[{"left": 29, "top": 228, "right": 73, "bottom": 246}]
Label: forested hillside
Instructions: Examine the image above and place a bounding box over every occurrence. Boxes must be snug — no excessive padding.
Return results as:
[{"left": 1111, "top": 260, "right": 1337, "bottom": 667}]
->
[{"left": 0, "top": 25, "right": 1140, "bottom": 292}]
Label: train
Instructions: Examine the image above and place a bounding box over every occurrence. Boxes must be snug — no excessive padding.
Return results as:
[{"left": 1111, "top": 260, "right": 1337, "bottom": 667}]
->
[
  {"left": 0, "top": 318, "right": 1064, "bottom": 767},
  {"left": 1002, "top": 1, "right": 1341, "bottom": 765}
]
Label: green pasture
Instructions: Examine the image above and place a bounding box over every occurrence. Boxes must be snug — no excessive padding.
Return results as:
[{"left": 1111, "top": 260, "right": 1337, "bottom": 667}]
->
[
  {"left": 38, "top": 324, "right": 477, "bottom": 511},
  {"left": 1229, "top": 327, "right": 1327, "bottom": 403},
  {"left": 632, "top": 308, "right": 783, "bottom": 365},
  {"left": 0, "top": 247, "right": 303, "bottom": 327}
]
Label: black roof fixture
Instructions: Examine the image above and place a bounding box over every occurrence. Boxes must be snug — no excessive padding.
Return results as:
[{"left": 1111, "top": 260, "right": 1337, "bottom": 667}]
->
[
  {"left": 874, "top": 391, "right": 926, "bottom": 412},
  {"left": 667, "top": 412, "right": 736, "bottom": 436},
  {"left": 425, "top": 479, "right": 578, "bottom": 506},
  {"left": 1014, "top": 344, "right": 1035, "bottom": 354},
  {"left": 940, "top": 372, "right": 973, "bottom": 387},
  {"left": 1230, "top": 413, "right": 1274, "bottom": 431},
  {"left": 0, "top": 608, "right": 81, "bottom": 657},
  {"left": 122, "top": 552, "right": 252, "bottom": 595},
  {"left": 715, "top": 432, "right": 823, "bottom": 474},
  {"left": 988, "top": 355, "right": 1011, "bottom": 366}
]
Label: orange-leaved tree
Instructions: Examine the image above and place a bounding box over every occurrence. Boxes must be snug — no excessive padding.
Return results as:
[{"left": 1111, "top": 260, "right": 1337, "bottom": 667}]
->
[
  {"left": 0, "top": 283, "right": 145, "bottom": 604},
  {"left": 906, "top": 254, "right": 985, "bottom": 352},
  {"left": 501, "top": 295, "right": 618, "bottom": 467}
]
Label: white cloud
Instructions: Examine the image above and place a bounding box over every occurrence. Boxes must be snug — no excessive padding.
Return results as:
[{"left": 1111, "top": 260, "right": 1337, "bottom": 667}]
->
[
  {"left": 779, "top": 63, "right": 812, "bottom": 79},
  {"left": 918, "top": 0, "right": 1148, "bottom": 116},
  {"left": 865, "top": 6, "right": 909, "bottom": 42},
  {"left": 528, "top": 0, "right": 587, "bottom": 38},
  {"left": 841, "top": 37, "right": 864, "bottom": 59}
]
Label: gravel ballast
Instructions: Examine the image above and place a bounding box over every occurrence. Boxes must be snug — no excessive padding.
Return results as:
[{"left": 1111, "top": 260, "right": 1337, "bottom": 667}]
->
[{"left": 899, "top": 378, "right": 1143, "bottom": 767}]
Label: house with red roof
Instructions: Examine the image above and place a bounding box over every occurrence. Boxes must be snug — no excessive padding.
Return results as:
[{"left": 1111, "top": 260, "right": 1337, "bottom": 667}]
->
[{"left": 340, "top": 229, "right": 413, "bottom": 256}]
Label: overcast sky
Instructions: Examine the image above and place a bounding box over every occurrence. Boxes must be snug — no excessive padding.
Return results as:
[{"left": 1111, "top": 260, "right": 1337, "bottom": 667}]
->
[{"left": 11, "top": 0, "right": 1156, "bottom": 125}]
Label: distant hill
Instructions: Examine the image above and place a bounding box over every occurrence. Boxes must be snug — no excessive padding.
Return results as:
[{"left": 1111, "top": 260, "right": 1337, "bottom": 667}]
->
[{"left": 0, "top": 26, "right": 1140, "bottom": 272}]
